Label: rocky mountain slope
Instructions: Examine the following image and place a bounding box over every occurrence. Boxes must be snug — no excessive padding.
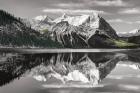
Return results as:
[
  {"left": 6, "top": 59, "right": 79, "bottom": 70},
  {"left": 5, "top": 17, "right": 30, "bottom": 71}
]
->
[
  {"left": 37, "top": 13, "right": 121, "bottom": 48},
  {"left": 30, "top": 15, "right": 53, "bottom": 31},
  {"left": 44, "top": 13, "right": 137, "bottom": 48},
  {"left": 53, "top": 13, "right": 118, "bottom": 39},
  {"left": 0, "top": 10, "right": 62, "bottom": 48}
]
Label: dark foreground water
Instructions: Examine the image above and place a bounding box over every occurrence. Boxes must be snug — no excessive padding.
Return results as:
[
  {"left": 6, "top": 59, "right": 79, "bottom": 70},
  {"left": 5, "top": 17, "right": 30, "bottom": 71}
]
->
[{"left": 0, "top": 49, "right": 140, "bottom": 93}]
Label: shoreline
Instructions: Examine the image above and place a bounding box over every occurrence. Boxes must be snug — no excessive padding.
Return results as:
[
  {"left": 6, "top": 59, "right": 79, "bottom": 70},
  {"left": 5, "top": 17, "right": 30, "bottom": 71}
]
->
[{"left": 0, "top": 48, "right": 139, "bottom": 53}]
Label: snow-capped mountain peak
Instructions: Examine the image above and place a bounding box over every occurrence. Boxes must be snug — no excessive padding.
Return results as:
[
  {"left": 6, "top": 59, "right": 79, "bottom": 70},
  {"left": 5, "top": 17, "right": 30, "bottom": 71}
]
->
[
  {"left": 34, "top": 15, "right": 53, "bottom": 22},
  {"left": 118, "top": 29, "right": 140, "bottom": 37},
  {"left": 53, "top": 12, "right": 100, "bottom": 28},
  {"left": 30, "top": 15, "right": 54, "bottom": 31},
  {"left": 62, "top": 13, "right": 68, "bottom": 18},
  {"left": 117, "top": 29, "right": 139, "bottom": 35}
]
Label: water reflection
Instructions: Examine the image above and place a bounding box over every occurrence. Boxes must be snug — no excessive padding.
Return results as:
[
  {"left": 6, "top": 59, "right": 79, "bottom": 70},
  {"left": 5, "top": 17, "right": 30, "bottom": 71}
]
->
[
  {"left": 0, "top": 52, "right": 127, "bottom": 88},
  {"left": 0, "top": 53, "right": 53, "bottom": 87}
]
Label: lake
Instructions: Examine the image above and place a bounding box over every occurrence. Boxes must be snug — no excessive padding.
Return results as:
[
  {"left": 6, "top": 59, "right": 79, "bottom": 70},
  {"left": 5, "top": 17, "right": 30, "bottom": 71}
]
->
[{"left": 0, "top": 49, "right": 140, "bottom": 93}]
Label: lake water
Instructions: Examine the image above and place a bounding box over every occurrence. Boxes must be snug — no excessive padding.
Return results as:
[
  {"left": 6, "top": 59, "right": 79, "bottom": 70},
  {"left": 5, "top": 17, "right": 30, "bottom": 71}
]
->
[{"left": 0, "top": 49, "right": 140, "bottom": 93}]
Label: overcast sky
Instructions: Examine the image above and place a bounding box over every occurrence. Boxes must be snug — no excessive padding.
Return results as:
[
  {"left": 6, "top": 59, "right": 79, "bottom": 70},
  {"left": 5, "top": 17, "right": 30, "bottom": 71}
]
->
[{"left": 0, "top": 0, "right": 140, "bottom": 32}]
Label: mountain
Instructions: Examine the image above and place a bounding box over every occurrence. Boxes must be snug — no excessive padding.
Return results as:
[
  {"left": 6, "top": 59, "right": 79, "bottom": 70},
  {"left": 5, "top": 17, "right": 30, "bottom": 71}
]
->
[
  {"left": 45, "top": 13, "right": 138, "bottom": 48},
  {"left": 118, "top": 29, "right": 140, "bottom": 44},
  {"left": 20, "top": 12, "right": 138, "bottom": 48},
  {"left": 53, "top": 13, "right": 118, "bottom": 39},
  {"left": 30, "top": 15, "right": 53, "bottom": 32},
  {"left": 29, "top": 12, "right": 139, "bottom": 48},
  {"left": 118, "top": 29, "right": 140, "bottom": 37},
  {"left": 50, "top": 21, "right": 88, "bottom": 48},
  {"left": 127, "top": 29, "right": 140, "bottom": 44},
  {"left": 0, "top": 10, "right": 62, "bottom": 48}
]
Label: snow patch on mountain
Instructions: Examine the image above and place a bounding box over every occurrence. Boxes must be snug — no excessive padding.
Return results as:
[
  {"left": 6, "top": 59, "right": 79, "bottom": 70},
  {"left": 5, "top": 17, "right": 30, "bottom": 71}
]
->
[
  {"left": 118, "top": 29, "right": 140, "bottom": 37},
  {"left": 53, "top": 13, "right": 100, "bottom": 28},
  {"left": 31, "top": 15, "right": 53, "bottom": 31},
  {"left": 34, "top": 15, "right": 48, "bottom": 21}
]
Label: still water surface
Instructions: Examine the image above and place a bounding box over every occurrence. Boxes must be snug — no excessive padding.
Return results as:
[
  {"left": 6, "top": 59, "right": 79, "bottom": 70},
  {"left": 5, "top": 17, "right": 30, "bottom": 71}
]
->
[{"left": 0, "top": 49, "right": 140, "bottom": 93}]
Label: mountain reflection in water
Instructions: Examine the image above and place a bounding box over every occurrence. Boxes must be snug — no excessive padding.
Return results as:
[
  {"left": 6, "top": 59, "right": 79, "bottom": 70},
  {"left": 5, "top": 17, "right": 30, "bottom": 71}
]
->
[{"left": 0, "top": 50, "right": 140, "bottom": 93}]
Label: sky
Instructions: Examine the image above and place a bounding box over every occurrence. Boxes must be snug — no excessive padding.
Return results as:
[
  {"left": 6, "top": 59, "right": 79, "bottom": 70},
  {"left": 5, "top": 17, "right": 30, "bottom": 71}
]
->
[{"left": 0, "top": 0, "right": 140, "bottom": 32}]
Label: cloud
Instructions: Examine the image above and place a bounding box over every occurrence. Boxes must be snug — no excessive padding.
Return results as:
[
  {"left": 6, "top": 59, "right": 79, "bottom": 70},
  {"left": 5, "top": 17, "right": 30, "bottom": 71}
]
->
[
  {"left": 107, "top": 74, "right": 140, "bottom": 79},
  {"left": 119, "top": 8, "right": 140, "bottom": 14},
  {"left": 108, "top": 19, "right": 140, "bottom": 24},
  {"left": 91, "top": 0, "right": 129, "bottom": 7},
  {"left": 54, "top": 3, "right": 84, "bottom": 7},
  {"left": 119, "top": 84, "right": 140, "bottom": 90},
  {"left": 107, "top": 75, "right": 123, "bottom": 80},
  {"left": 108, "top": 19, "right": 124, "bottom": 22},
  {"left": 42, "top": 8, "right": 108, "bottom": 15},
  {"left": 135, "top": 21, "right": 140, "bottom": 24},
  {"left": 108, "top": 19, "right": 133, "bottom": 24}
]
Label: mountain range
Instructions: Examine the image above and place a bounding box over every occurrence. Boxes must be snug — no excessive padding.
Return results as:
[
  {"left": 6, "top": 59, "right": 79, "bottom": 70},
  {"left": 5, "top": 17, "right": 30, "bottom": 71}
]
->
[
  {"left": 30, "top": 13, "right": 138, "bottom": 48},
  {"left": 118, "top": 29, "right": 140, "bottom": 37},
  {"left": 0, "top": 9, "right": 139, "bottom": 48},
  {"left": 118, "top": 29, "right": 140, "bottom": 44}
]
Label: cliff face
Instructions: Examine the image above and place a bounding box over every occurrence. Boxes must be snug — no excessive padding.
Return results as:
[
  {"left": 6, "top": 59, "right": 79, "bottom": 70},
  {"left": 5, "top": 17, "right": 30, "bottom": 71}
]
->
[
  {"left": 30, "top": 15, "right": 53, "bottom": 31},
  {"left": 50, "top": 21, "right": 88, "bottom": 48},
  {"left": 46, "top": 13, "right": 118, "bottom": 48}
]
